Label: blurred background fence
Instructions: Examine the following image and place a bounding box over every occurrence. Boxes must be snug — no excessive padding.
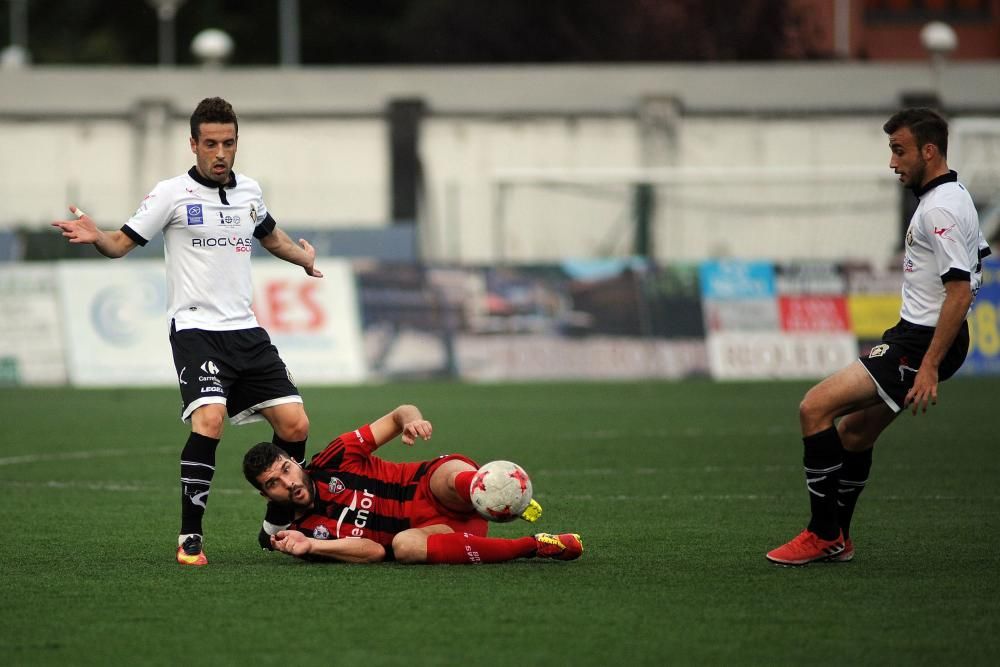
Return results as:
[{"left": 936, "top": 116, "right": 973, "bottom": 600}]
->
[{"left": 1, "top": 1, "right": 999, "bottom": 386}]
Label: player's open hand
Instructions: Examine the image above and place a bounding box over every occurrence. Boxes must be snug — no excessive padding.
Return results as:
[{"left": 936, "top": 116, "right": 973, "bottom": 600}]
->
[
  {"left": 401, "top": 419, "right": 433, "bottom": 446},
  {"left": 298, "top": 238, "right": 324, "bottom": 278},
  {"left": 270, "top": 530, "right": 312, "bottom": 556},
  {"left": 904, "top": 365, "right": 939, "bottom": 415},
  {"left": 51, "top": 206, "right": 100, "bottom": 244}
]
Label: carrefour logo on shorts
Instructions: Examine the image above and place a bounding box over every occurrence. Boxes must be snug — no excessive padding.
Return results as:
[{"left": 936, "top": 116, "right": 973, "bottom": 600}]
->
[{"left": 186, "top": 204, "right": 204, "bottom": 226}]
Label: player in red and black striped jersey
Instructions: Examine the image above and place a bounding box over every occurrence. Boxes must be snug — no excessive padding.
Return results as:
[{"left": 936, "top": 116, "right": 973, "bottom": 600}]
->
[{"left": 242, "top": 404, "right": 583, "bottom": 564}]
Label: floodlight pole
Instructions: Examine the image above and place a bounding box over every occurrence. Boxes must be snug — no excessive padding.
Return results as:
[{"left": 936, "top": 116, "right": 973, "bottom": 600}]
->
[
  {"left": 9, "top": 0, "right": 28, "bottom": 51},
  {"left": 278, "top": 0, "right": 301, "bottom": 66},
  {"left": 1, "top": 0, "right": 30, "bottom": 66},
  {"left": 148, "top": 0, "right": 187, "bottom": 67}
]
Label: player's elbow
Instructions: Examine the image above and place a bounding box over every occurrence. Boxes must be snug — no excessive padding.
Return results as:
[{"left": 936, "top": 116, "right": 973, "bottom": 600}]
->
[{"left": 361, "top": 542, "right": 386, "bottom": 563}]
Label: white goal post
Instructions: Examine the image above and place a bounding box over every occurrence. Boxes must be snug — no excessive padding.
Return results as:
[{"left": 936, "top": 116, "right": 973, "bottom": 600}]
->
[{"left": 490, "top": 165, "right": 902, "bottom": 265}]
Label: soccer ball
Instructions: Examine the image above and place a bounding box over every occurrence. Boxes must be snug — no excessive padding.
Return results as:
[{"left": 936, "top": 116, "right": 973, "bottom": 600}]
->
[{"left": 469, "top": 460, "right": 533, "bottom": 522}]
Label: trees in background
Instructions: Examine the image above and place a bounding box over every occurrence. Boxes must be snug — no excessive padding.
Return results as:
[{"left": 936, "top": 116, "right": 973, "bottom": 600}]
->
[{"left": 6, "top": 0, "right": 799, "bottom": 65}]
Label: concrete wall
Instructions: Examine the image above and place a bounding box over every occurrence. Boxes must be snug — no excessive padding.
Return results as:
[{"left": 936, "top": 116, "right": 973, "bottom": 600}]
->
[{"left": 1, "top": 64, "right": 997, "bottom": 264}]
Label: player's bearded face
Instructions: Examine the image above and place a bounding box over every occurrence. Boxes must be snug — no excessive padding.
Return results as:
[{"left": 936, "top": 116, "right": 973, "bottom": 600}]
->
[
  {"left": 258, "top": 456, "right": 314, "bottom": 508},
  {"left": 888, "top": 127, "right": 927, "bottom": 188},
  {"left": 191, "top": 122, "right": 238, "bottom": 186}
]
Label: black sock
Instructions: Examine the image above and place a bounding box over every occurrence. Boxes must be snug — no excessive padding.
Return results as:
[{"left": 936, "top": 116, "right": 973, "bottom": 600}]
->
[
  {"left": 837, "top": 447, "right": 873, "bottom": 540},
  {"left": 264, "top": 434, "right": 308, "bottom": 528},
  {"left": 180, "top": 432, "right": 220, "bottom": 536},
  {"left": 803, "top": 427, "right": 843, "bottom": 541}
]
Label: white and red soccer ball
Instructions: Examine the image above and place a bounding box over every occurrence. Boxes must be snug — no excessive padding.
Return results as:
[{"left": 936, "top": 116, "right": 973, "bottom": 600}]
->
[{"left": 469, "top": 460, "right": 533, "bottom": 522}]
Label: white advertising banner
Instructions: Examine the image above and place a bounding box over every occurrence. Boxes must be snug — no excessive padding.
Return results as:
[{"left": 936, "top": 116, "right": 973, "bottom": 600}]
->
[
  {"left": 56, "top": 260, "right": 176, "bottom": 386},
  {"left": 56, "top": 259, "right": 365, "bottom": 386},
  {"left": 0, "top": 265, "right": 68, "bottom": 385},
  {"left": 707, "top": 331, "right": 858, "bottom": 380},
  {"left": 250, "top": 260, "right": 366, "bottom": 384},
  {"left": 456, "top": 335, "right": 708, "bottom": 381}
]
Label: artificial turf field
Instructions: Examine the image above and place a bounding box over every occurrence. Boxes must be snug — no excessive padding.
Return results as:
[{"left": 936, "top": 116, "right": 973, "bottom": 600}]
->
[{"left": 1, "top": 378, "right": 998, "bottom": 666}]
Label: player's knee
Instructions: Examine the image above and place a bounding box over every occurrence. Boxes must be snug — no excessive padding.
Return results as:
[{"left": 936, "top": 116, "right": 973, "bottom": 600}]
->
[
  {"left": 192, "top": 407, "right": 225, "bottom": 438},
  {"left": 838, "top": 421, "right": 871, "bottom": 452},
  {"left": 798, "top": 397, "right": 815, "bottom": 426},
  {"left": 277, "top": 413, "right": 309, "bottom": 442},
  {"left": 391, "top": 534, "right": 424, "bottom": 564},
  {"left": 798, "top": 392, "right": 826, "bottom": 431}
]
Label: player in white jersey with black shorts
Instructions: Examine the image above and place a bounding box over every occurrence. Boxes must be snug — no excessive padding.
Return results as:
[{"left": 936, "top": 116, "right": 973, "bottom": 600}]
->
[
  {"left": 765, "top": 107, "right": 990, "bottom": 566},
  {"left": 53, "top": 98, "right": 322, "bottom": 566}
]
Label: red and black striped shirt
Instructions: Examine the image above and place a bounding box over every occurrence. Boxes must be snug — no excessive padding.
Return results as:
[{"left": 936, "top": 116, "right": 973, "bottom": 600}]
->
[{"left": 290, "top": 425, "right": 436, "bottom": 546}]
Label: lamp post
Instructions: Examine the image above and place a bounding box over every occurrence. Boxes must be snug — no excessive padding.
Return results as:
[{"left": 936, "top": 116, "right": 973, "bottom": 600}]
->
[
  {"left": 1, "top": 0, "right": 30, "bottom": 68},
  {"left": 147, "top": 0, "right": 187, "bottom": 67},
  {"left": 920, "top": 21, "right": 957, "bottom": 104}
]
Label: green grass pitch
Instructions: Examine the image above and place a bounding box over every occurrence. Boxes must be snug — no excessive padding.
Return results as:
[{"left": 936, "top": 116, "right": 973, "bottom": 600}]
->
[{"left": 1, "top": 379, "right": 998, "bottom": 665}]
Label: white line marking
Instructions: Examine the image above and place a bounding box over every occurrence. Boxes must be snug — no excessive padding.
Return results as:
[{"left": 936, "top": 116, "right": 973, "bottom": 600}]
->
[
  {"left": 556, "top": 425, "right": 799, "bottom": 440},
  {"left": 0, "top": 446, "right": 176, "bottom": 467}
]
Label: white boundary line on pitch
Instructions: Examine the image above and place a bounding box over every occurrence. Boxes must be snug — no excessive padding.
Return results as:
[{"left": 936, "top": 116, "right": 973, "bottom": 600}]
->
[
  {"left": 556, "top": 425, "right": 800, "bottom": 440},
  {"left": 0, "top": 478, "right": 249, "bottom": 494},
  {"left": 0, "top": 446, "right": 177, "bottom": 467}
]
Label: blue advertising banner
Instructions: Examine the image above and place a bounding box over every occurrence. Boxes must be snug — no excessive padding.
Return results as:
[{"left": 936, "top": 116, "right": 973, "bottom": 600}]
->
[
  {"left": 962, "top": 257, "right": 1000, "bottom": 375},
  {"left": 699, "top": 260, "right": 776, "bottom": 300}
]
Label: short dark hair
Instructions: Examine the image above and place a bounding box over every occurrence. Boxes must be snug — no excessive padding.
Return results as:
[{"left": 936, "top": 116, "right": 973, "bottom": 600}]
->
[
  {"left": 242, "top": 442, "right": 288, "bottom": 490},
  {"left": 190, "top": 97, "right": 239, "bottom": 140},
  {"left": 883, "top": 107, "right": 948, "bottom": 157}
]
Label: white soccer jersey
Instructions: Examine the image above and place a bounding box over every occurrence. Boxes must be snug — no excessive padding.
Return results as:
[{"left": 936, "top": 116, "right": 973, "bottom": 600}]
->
[
  {"left": 900, "top": 171, "right": 989, "bottom": 327},
  {"left": 122, "top": 168, "right": 274, "bottom": 332}
]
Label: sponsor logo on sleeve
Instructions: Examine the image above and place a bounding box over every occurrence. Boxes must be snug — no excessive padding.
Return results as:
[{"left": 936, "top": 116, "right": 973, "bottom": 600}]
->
[
  {"left": 933, "top": 224, "right": 956, "bottom": 241},
  {"left": 186, "top": 204, "right": 204, "bottom": 226}
]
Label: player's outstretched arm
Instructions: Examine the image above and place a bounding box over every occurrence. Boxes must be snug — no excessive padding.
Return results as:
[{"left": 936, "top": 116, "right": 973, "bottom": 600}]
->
[
  {"left": 51, "top": 207, "right": 136, "bottom": 258},
  {"left": 369, "top": 404, "right": 433, "bottom": 447},
  {"left": 259, "top": 226, "right": 323, "bottom": 278},
  {"left": 271, "top": 530, "right": 385, "bottom": 563}
]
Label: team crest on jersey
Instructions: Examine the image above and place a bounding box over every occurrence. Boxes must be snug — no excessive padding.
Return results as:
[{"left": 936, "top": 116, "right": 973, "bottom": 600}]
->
[
  {"left": 869, "top": 344, "right": 889, "bottom": 359},
  {"left": 328, "top": 477, "right": 346, "bottom": 494},
  {"left": 186, "top": 204, "right": 204, "bottom": 226},
  {"left": 312, "top": 525, "right": 330, "bottom": 540},
  {"left": 249, "top": 204, "right": 258, "bottom": 225},
  {"left": 906, "top": 228, "right": 914, "bottom": 246}
]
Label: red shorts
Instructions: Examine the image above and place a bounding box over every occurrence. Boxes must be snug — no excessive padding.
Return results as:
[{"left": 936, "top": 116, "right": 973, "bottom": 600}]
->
[{"left": 407, "top": 454, "right": 488, "bottom": 537}]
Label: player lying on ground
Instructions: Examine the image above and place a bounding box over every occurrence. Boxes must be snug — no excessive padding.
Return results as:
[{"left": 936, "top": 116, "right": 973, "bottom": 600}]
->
[{"left": 242, "top": 404, "right": 583, "bottom": 564}]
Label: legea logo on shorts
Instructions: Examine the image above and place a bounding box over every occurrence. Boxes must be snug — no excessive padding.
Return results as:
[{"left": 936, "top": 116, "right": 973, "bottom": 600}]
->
[{"left": 186, "top": 204, "right": 204, "bottom": 225}]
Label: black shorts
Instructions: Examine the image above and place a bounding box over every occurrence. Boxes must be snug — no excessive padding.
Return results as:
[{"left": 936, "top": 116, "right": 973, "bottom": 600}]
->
[
  {"left": 859, "top": 318, "right": 969, "bottom": 413},
  {"left": 169, "top": 324, "right": 301, "bottom": 425}
]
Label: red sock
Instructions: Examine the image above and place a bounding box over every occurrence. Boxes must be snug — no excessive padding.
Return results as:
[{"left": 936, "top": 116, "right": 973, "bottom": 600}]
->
[
  {"left": 426, "top": 532, "right": 536, "bottom": 564},
  {"left": 454, "top": 471, "right": 476, "bottom": 503}
]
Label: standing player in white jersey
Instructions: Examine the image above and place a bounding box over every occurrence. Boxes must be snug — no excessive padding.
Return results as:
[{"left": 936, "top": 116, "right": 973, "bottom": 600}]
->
[
  {"left": 52, "top": 98, "right": 322, "bottom": 566},
  {"left": 766, "top": 107, "right": 990, "bottom": 566}
]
